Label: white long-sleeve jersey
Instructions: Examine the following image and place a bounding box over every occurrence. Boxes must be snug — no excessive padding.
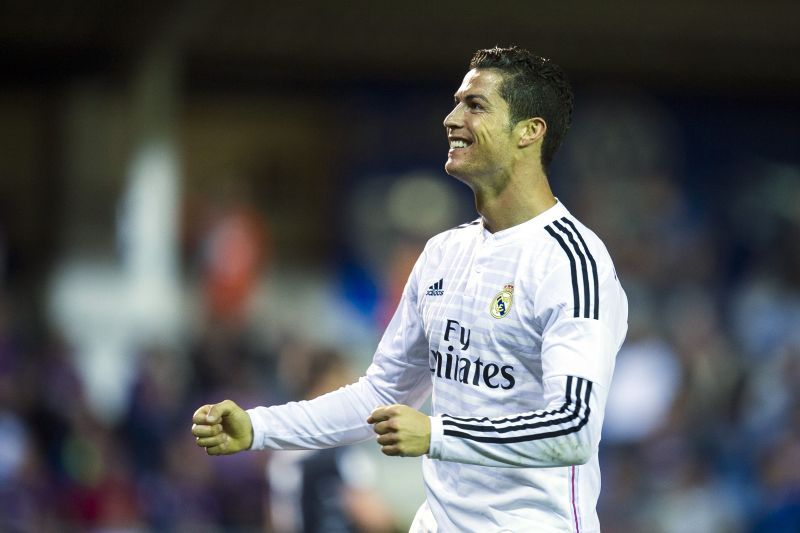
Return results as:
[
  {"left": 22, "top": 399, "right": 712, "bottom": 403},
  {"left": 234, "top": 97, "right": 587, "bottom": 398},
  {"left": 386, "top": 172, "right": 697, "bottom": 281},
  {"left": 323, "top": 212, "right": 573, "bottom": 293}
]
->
[{"left": 248, "top": 201, "right": 628, "bottom": 532}]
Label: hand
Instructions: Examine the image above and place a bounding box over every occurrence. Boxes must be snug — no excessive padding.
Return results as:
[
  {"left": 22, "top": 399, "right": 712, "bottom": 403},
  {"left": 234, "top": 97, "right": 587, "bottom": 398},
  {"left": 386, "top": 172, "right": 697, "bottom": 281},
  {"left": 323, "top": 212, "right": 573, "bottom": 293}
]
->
[
  {"left": 191, "top": 399, "right": 254, "bottom": 455},
  {"left": 367, "top": 404, "right": 431, "bottom": 457}
]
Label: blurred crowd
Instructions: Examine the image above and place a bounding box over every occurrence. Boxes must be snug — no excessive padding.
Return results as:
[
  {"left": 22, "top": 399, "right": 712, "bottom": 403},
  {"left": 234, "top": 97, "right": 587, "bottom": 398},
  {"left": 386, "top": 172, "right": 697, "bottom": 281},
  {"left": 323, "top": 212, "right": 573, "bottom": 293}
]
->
[
  {"left": 0, "top": 296, "right": 404, "bottom": 531},
  {"left": 563, "top": 93, "right": 800, "bottom": 533},
  {"left": 0, "top": 88, "right": 799, "bottom": 533}
]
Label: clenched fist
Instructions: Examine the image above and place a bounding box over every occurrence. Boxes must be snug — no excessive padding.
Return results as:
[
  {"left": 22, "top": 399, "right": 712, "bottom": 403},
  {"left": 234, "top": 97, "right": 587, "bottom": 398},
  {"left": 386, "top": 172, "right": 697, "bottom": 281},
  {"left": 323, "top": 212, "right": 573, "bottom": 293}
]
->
[
  {"left": 367, "top": 404, "right": 431, "bottom": 457},
  {"left": 191, "top": 399, "right": 254, "bottom": 455}
]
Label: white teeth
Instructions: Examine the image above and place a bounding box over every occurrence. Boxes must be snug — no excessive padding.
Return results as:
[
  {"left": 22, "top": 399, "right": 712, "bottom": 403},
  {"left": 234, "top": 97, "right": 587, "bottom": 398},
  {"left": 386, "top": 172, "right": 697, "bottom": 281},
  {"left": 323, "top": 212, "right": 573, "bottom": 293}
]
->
[{"left": 450, "top": 139, "right": 468, "bottom": 149}]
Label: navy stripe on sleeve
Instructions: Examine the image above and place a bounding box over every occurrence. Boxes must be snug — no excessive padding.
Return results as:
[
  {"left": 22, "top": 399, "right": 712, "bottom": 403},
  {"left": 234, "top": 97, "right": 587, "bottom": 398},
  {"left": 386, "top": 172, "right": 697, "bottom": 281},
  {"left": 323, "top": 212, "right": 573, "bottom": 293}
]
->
[
  {"left": 553, "top": 220, "right": 591, "bottom": 319},
  {"left": 442, "top": 377, "right": 593, "bottom": 444},
  {"left": 560, "top": 217, "right": 600, "bottom": 319},
  {"left": 544, "top": 225, "right": 581, "bottom": 317}
]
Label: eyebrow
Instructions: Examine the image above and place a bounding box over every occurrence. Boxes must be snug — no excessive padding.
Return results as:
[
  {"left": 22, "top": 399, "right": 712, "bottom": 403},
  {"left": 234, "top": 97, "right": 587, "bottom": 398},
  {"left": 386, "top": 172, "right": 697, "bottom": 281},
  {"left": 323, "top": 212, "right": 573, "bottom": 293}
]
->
[{"left": 454, "top": 93, "right": 490, "bottom": 104}]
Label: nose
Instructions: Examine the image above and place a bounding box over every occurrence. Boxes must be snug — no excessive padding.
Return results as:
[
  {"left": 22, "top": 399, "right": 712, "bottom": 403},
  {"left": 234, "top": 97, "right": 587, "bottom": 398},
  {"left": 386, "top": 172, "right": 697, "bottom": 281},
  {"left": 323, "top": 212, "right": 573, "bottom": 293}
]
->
[{"left": 443, "top": 104, "right": 463, "bottom": 130}]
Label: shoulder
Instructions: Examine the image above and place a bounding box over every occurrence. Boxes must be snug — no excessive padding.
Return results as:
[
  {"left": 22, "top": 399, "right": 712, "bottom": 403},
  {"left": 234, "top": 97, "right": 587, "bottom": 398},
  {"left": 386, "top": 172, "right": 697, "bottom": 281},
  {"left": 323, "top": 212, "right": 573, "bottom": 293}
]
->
[
  {"left": 533, "top": 207, "right": 626, "bottom": 323},
  {"left": 538, "top": 209, "right": 616, "bottom": 274}
]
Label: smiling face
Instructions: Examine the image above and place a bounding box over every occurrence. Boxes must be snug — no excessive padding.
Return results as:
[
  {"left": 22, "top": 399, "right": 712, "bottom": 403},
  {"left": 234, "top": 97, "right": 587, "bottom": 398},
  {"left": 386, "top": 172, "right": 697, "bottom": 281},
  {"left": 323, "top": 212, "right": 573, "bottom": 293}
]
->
[{"left": 443, "top": 68, "right": 518, "bottom": 188}]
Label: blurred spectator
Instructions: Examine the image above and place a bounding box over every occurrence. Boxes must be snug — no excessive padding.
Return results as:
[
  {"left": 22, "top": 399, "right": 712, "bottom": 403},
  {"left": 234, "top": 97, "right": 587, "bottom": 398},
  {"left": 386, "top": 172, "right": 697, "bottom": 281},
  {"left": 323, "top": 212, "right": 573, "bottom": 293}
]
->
[
  {"left": 753, "top": 402, "right": 800, "bottom": 532},
  {"left": 200, "top": 192, "right": 271, "bottom": 327},
  {"left": 267, "top": 342, "right": 396, "bottom": 533}
]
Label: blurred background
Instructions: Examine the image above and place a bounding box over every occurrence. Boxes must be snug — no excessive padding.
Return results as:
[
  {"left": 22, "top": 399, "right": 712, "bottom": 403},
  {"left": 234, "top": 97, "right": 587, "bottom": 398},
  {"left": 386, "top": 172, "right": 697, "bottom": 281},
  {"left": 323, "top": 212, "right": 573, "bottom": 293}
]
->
[{"left": 1, "top": 1, "right": 800, "bottom": 531}]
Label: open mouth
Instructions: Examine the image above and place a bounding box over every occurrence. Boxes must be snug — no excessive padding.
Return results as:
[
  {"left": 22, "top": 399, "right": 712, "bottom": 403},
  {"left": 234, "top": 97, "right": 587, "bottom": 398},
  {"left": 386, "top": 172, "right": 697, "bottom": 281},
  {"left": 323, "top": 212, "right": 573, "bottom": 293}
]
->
[{"left": 449, "top": 139, "right": 471, "bottom": 150}]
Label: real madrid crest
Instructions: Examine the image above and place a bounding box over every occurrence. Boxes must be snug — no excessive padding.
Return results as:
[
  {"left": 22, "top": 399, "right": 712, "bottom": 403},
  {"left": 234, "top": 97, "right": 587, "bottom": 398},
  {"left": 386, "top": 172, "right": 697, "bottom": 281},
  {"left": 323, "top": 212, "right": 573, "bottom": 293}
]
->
[{"left": 490, "top": 283, "right": 514, "bottom": 319}]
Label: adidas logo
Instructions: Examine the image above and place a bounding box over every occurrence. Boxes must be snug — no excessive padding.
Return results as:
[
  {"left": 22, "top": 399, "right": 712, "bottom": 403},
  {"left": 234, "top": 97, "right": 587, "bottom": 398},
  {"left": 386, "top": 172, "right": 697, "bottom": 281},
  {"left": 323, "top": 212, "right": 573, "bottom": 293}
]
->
[{"left": 426, "top": 279, "right": 444, "bottom": 296}]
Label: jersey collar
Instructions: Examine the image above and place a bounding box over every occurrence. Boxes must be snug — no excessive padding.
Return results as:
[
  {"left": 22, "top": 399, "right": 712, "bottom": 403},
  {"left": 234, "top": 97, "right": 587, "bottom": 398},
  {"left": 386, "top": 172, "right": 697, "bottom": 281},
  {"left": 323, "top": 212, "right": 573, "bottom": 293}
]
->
[{"left": 480, "top": 200, "right": 570, "bottom": 245}]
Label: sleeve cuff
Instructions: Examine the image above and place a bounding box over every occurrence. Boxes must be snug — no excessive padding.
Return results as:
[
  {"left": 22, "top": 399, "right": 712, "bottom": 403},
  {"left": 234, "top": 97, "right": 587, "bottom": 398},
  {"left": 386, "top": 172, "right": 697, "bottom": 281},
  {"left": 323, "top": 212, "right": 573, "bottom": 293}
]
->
[
  {"left": 427, "top": 415, "right": 443, "bottom": 459},
  {"left": 246, "top": 408, "right": 266, "bottom": 450}
]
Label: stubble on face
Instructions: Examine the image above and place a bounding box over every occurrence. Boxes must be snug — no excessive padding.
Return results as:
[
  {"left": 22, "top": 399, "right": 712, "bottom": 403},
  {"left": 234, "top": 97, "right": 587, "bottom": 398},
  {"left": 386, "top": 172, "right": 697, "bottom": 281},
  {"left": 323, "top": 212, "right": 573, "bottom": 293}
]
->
[{"left": 443, "top": 69, "right": 516, "bottom": 193}]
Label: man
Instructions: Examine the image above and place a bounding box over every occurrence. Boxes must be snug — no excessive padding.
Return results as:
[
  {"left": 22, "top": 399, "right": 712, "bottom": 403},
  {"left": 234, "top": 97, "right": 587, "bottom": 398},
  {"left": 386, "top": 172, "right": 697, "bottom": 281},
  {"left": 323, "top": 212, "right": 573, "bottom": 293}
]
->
[{"left": 192, "top": 46, "right": 628, "bottom": 532}]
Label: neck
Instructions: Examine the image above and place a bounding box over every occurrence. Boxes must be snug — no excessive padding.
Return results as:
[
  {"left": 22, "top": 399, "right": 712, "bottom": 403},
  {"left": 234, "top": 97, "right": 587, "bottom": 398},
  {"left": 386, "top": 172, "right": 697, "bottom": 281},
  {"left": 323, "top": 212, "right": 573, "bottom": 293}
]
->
[{"left": 473, "top": 170, "right": 556, "bottom": 233}]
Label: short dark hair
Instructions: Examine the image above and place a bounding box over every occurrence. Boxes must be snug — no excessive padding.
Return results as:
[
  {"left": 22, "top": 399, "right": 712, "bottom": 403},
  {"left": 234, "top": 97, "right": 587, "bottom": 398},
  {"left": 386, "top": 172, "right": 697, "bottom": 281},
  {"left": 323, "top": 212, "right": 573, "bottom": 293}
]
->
[{"left": 470, "top": 46, "right": 574, "bottom": 171}]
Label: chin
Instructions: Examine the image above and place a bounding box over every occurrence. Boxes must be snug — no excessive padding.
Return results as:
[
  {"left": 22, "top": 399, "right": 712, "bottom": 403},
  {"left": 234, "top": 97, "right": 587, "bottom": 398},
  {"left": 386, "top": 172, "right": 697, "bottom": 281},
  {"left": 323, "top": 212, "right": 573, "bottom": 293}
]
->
[
  {"left": 444, "top": 162, "right": 461, "bottom": 179},
  {"left": 445, "top": 158, "right": 464, "bottom": 177},
  {"left": 444, "top": 164, "right": 475, "bottom": 188}
]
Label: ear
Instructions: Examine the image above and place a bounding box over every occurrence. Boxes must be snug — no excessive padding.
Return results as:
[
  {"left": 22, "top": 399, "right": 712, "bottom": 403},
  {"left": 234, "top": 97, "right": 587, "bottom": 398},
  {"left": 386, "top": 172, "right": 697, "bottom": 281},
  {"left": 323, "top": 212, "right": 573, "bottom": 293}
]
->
[{"left": 517, "top": 117, "right": 547, "bottom": 148}]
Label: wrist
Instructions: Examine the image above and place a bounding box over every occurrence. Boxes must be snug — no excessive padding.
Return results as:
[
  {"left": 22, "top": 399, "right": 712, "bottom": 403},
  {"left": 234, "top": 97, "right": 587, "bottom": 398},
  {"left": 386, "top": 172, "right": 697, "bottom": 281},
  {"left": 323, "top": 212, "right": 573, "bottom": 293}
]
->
[
  {"left": 245, "top": 408, "right": 262, "bottom": 450},
  {"left": 427, "top": 416, "right": 443, "bottom": 459},
  {"left": 246, "top": 424, "right": 254, "bottom": 450}
]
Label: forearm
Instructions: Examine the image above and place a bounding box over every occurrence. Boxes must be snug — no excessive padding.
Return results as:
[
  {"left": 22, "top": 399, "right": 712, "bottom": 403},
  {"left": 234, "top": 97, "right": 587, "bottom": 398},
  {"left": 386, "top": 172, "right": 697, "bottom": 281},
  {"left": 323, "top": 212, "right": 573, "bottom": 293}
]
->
[
  {"left": 428, "top": 376, "right": 603, "bottom": 468},
  {"left": 248, "top": 378, "right": 378, "bottom": 450},
  {"left": 248, "top": 357, "right": 431, "bottom": 450}
]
